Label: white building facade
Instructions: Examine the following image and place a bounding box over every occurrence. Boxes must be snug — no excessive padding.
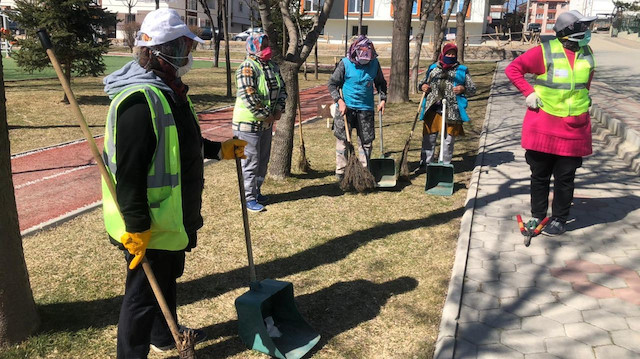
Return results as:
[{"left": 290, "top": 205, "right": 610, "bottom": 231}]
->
[
  {"left": 303, "top": 0, "right": 491, "bottom": 44},
  {"left": 569, "top": 0, "right": 616, "bottom": 17}
]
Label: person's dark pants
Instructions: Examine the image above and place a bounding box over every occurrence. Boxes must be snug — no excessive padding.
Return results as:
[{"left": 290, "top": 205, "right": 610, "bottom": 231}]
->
[
  {"left": 525, "top": 150, "right": 583, "bottom": 222},
  {"left": 117, "top": 249, "right": 185, "bottom": 359}
]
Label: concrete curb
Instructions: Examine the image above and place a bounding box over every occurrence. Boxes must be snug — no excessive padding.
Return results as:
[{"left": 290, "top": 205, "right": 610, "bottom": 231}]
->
[
  {"left": 432, "top": 62, "right": 502, "bottom": 359},
  {"left": 590, "top": 104, "right": 640, "bottom": 174}
]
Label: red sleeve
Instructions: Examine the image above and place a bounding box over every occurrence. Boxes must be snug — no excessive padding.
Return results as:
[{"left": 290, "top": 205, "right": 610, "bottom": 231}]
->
[{"left": 505, "top": 45, "right": 546, "bottom": 97}]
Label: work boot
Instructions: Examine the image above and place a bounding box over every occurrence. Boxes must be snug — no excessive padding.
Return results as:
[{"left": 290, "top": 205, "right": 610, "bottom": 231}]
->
[
  {"left": 542, "top": 217, "right": 566, "bottom": 236},
  {"left": 150, "top": 326, "right": 207, "bottom": 353}
]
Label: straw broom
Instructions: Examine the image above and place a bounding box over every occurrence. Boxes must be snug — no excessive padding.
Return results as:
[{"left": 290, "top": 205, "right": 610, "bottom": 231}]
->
[
  {"left": 398, "top": 92, "right": 427, "bottom": 181},
  {"left": 296, "top": 92, "right": 311, "bottom": 172},
  {"left": 36, "top": 29, "right": 197, "bottom": 358},
  {"left": 340, "top": 115, "right": 376, "bottom": 192}
]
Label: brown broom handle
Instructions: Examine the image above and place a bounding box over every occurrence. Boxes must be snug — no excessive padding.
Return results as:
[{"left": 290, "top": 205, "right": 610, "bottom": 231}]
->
[
  {"left": 297, "top": 92, "right": 304, "bottom": 143},
  {"left": 408, "top": 92, "right": 427, "bottom": 140},
  {"left": 36, "top": 29, "right": 183, "bottom": 350},
  {"left": 338, "top": 89, "right": 353, "bottom": 144},
  {"left": 233, "top": 143, "right": 257, "bottom": 283}
]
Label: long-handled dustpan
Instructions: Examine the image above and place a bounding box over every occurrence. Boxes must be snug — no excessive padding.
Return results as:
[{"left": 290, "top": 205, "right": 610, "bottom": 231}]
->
[
  {"left": 425, "top": 99, "right": 454, "bottom": 196},
  {"left": 233, "top": 151, "right": 320, "bottom": 359},
  {"left": 369, "top": 95, "right": 396, "bottom": 187}
]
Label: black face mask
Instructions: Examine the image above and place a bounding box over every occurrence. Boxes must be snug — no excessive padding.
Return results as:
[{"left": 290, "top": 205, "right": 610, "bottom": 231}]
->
[{"left": 559, "top": 37, "right": 580, "bottom": 52}]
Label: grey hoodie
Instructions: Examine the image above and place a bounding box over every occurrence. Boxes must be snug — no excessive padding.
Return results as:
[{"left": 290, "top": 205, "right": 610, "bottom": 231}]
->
[{"left": 103, "top": 60, "right": 173, "bottom": 99}]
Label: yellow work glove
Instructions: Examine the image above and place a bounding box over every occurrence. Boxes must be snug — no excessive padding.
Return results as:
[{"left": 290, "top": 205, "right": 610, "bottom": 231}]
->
[
  {"left": 221, "top": 138, "right": 248, "bottom": 160},
  {"left": 121, "top": 230, "right": 152, "bottom": 270}
]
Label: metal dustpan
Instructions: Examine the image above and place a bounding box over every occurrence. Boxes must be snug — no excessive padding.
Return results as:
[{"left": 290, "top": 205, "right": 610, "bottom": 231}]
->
[
  {"left": 232, "top": 153, "right": 320, "bottom": 359},
  {"left": 369, "top": 96, "right": 396, "bottom": 187},
  {"left": 426, "top": 99, "right": 454, "bottom": 196}
]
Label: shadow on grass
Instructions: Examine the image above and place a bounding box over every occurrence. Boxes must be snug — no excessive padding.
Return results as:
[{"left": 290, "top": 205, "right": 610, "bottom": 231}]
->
[
  {"left": 36, "top": 208, "right": 463, "bottom": 335},
  {"left": 194, "top": 277, "right": 419, "bottom": 359},
  {"left": 289, "top": 170, "right": 334, "bottom": 180},
  {"left": 75, "top": 95, "right": 112, "bottom": 106}
]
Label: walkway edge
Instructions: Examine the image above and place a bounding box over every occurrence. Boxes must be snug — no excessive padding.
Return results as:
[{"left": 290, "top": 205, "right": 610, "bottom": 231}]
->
[
  {"left": 433, "top": 62, "right": 501, "bottom": 359},
  {"left": 590, "top": 104, "right": 640, "bottom": 174}
]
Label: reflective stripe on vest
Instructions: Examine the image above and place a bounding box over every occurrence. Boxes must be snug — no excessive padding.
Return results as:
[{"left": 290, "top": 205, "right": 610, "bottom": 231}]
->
[
  {"left": 233, "top": 58, "right": 283, "bottom": 124},
  {"left": 533, "top": 39, "right": 595, "bottom": 117},
  {"left": 102, "top": 84, "right": 189, "bottom": 251}
]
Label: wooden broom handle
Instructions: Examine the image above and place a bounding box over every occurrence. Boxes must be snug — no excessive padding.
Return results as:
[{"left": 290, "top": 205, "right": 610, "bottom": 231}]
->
[
  {"left": 37, "top": 29, "right": 183, "bottom": 350},
  {"left": 297, "top": 92, "right": 304, "bottom": 143}
]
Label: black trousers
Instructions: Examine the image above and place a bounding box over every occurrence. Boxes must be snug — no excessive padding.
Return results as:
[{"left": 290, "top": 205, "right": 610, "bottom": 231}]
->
[
  {"left": 525, "top": 150, "right": 583, "bottom": 222},
  {"left": 117, "top": 249, "right": 185, "bottom": 359}
]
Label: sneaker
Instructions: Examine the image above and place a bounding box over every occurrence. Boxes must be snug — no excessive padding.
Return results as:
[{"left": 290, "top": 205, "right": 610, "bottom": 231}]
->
[
  {"left": 256, "top": 193, "right": 270, "bottom": 204},
  {"left": 525, "top": 217, "right": 542, "bottom": 232},
  {"left": 150, "top": 326, "right": 207, "bottom": 353},
  {"left": 542, "top": 217, "right": 566, "bottom": 236},
  {"left": 246, "top": 200, "right": 265, "bottom": 213}
]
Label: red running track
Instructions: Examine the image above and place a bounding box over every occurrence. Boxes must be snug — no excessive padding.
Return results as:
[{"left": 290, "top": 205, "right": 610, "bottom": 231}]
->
[{"left": 12, "top": 83, "right": 334, "bottom": 235}]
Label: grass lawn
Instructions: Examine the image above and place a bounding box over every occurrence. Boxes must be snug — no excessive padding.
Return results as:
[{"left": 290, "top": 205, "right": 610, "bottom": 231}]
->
[{"left": 3, "top": 62, "right": 496, "bottom": 358}]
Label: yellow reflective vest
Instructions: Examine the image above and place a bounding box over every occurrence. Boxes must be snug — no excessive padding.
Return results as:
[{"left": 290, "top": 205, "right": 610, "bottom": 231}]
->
[
  {"left": 534, "top": 38, "right": 595, "bottom": 117},
  {"left": 232, "top": 57, "right": 283, "bottom": 123},
  {"left": 102, "top": 85, "right": 194, "bottom": 251}
]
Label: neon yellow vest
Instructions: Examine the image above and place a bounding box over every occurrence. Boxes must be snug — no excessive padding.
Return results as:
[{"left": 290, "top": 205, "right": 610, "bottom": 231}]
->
[
  {"left": 232, "top": 57, "right": 283, "bottom": 123},
  {"left": 102, "top": 85, "right": 195, "bottom": 251},
  {"left": 534, "top": 38, "right": 595, "bottom": 117}
]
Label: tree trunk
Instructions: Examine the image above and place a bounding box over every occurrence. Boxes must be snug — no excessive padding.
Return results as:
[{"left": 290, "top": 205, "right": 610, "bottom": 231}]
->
[
  {"left": 314, "top": 42, "right": 318, "bottom": 79},
  {"left": 388, "top": 0, "right": 412, "bottom": 103},
  {"left": 198, "top": 0, "right": 218, "bottom": 68},
  {"left": 0, "top": 55, "right": 39, "bottom": 346},
  {"left": 214, "top": 6, "right": 223, "bottom": 67},
  {"left": 268, "top": 62, "right": 299, "bottom": 179},
  {"left": 409, "top": 0, "right": 433, "bottom": 94},
  {"left": 432, "top": 0, "right": 455, "bottom": 61},
  {"left": 155, "top": 0, "right": 160, "bottom": 9},
  {"left": 358, "top": 0, "right": 364, "bottom": 35},
  {"left": 455, "top": 0, "right": 472, "bottom": 62},
  {"left": 222, "top": 0, "right": 232, "bottom": 97}
]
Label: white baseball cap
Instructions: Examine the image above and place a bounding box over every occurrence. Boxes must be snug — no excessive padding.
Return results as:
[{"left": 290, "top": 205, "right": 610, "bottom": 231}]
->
[{"left": 135, "top": 8, "right": 204, "bottom": 47}]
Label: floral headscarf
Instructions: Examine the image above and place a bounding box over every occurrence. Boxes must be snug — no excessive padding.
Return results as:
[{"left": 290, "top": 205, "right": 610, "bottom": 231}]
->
[
  {"left": 439, "top": 42, "right": 458, "bottom": 70},
  {"left": 347, "top": 35, "right": 377, "bottom": 64},
  {"left": 246, "top": 33, "right": 269, "bottom": 57}
]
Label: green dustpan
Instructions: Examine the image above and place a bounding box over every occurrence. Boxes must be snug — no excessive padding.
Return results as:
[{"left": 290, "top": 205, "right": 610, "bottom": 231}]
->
[
  {"left": 426, "top": 99, "right": 454, "bottom": 196},
  {"left": 369, "top": 96, "right": 396, "bottom": 188},
  {"left": 233, "top": 153, "right": 320, "bottom": 359}
]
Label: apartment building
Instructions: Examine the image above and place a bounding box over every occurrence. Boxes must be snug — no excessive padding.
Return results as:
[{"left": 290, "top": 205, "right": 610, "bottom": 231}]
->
[
  {"left": 522, "top": 0, "right": 570, "bottom": 34},
  {"left": 302, "top": 0, "right": 491, "bottom": 44}
]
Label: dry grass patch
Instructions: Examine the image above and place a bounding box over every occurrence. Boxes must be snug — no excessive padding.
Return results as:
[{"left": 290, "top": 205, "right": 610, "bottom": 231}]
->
[{"left": 3, "top": 62, "right": 495, "bottom": 359}]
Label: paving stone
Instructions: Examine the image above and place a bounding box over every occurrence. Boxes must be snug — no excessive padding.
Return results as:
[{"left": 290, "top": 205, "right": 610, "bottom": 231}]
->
[
  {"left": 479, "top": 308, "right": 521, "bottom": 330},
  {"left": 626, "top": 316, "right": 640, "bottom": 331},
  {"left": 580, "top": 252, "right": 615, "bottom": 265},
  {"left": 462, "top": 292, "right": 500, "bottom": 310},
  {"left": 501, "top": 272, "right": 536, "bottom": 289},
  {"left": 482, "top": 259, "right": 516, "bottom": 273},
  {"left": 521, "top": 316, "right": 565, "bottom": 337},
  {"left": 454, "top": 338, "right": 478, "bottom": 359},
  {"left": 531, "top": 254, "right": 567, "bottom": 268},
  {"left": 467, "top": 257, "right": 484, "bottom": 269},
  {"left": 587, "top": 272, "right": 629, "bottom": 289},
  {"left": 464, "top": 278, "right": 481, "bottom": 293},
  {"left": 524, "top": 354, "right": 561, "bottom": 359},
  {"left": 516, "top": 263, "right": 549, "bottom": 276},
  {"left": 459, "top": 305, "right": 480, "bottom": 323},
  {"left": 501, "top": 297, "right": 541, "bottom": 317},
  {"left": 535, "top": 277, "right": 574, "bottom": 292},
  {"left": 466, "top": 268, "right": 498, "bottom": 282},
  {"left": 611, "top": 329, "right": 640, "bottom": 353},
  {"left": 481, "top": 281, "right": 519, "bottom": 299},
  {"left": 545, "top": 337, "right": 596, "bottom": 359},
  {"left": 476, "top": 343, "right": 524, "bottom": 359},
  {"left": 564, "top": 322, "right": 612, "bottom": 346},
  {"left": 556, "top": 291, "right": 600, "bottom": 310},
  {"left": 594, "top": 345, "right": 638, "bottom": 359},
  {"left": 598, "top": 298, "right": 640, "bottom": 317},
  {"left": 458, "top": 321, "right": 501, "bottom": 345},
  {"left": 515, "top": 243, "right": 547, "bottom": 256},
  {"left": 501, "top": 251, "right": 533, "bottom": 265},
  {"left": 540, "top": 303, "right": 583, "bottom": 324},
  {"left": 501, "top": 329, "right": 546, "bottom": 354},
  {"left": 583, "top": 308, "right": 629, "bottom": 331},
  {"left": 518, "top": 287, "right": 557, "bottom": 305},
  {"left": 470, "top": 248, "right": 502, "bottom": 261}
]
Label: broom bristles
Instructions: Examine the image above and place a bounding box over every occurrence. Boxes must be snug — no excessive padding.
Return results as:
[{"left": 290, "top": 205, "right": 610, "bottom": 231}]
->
[
  {"left": 297, "top": 142, "right": 312, "bottom": 173},
  {"left": 178, "top": 329, "right": 197, "bottom": 359},
  {"left": 340, "top": 142, "right": 376, "bottom": 192},
  {"left": 398, "top": 142, "right": 411, "bottom": 181}
]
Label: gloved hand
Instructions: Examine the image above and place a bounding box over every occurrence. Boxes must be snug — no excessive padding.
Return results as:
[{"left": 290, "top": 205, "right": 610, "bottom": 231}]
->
[
  {"left": 121, "top": 230, "right": 152, "bottom": 270},
  {"left": 526, "top": 92, "right": 543, "bottom": 109},
  {"left": 221, "top": 138, "right": 248, "bottom": 160}
]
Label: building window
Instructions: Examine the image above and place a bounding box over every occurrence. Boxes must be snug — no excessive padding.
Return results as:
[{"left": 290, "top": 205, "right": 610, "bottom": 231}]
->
[
  {"left": 352, "top": 25, "right": 368, "bottom": 36},
  {"left": 239, "top": 1, "right": 243, "bottom": 12},
  {"left": 442, "top": 0, "right": 469, "bottom": 14},
  {"left": 546, "top": 23, "right": 554, "bottom": 30},
  {"left": 304, "top": 0, "right": 324, "bottom": 12},
  {"left": 412, "top": 0, "right": 419, "bottom": 15},
  {"left": 547, "top": 13, "right": 554, "bottom": 20},
  {"left": 536, "top": 13, "right": 543, "bottom": 19},
  {"left": 187, "top": 16, "right": 197, "bottom": 26},
  {"left": 187, "top": 0, "right": 197, "bottom": 11},
  {"left": 125, "top": 13, "right": 135, "bottom": 23},
  {"left": 548, "top": 3, "right": 556, "bottom": 9},
  {"left": 348, "top": 0, "right": 371, "bottom": 13}
]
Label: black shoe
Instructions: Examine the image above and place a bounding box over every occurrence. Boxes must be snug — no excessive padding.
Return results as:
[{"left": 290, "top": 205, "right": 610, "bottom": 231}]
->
[
  {"left": 542, "top": 217, "right": 566, "bottom": 237},
  {"left": 150, "top": 326, "right": 207, "bottom": 352}
]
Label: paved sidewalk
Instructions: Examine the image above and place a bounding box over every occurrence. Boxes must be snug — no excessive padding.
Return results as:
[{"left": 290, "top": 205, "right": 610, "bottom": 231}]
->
[{"left": 436, "top": 61, "right": 640, "bottom": 358}]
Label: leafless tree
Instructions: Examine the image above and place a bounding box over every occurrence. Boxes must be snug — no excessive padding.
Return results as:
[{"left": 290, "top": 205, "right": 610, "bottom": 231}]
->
[
  {"left": 388, "top": 0, "right": 413, "bottom": 103},
  {"left": 257, "top": 0, "right": 335, "bottom": 179},
  {"left": 155, "top": 0, "right": 160, "bottom": 9},
  {"left": 122, "top": 21, "right": 140, "bottom": 52},
  {"left": 121, "top": 0, "right": 139, "bottom": 22},
  {"left": 432, "top": 0, "right": 456, "bottom": 61},
  {"left": 198, "top": 0, "right": 221, "bottom": 67},
  {"left": 455, "top": 0, "right": 472, "bottom": 61},
  {"left": 410, "top": 0, "right": 438, "bottom": 94},
  {"left": 358, "top": 0, "right": 364, "bottom": 35},
  {"left": 221, "top": 0, "right": 231, "bottom": 97},
  {"left": 0, "top": 55, "right": 39, "bottom": 346}
]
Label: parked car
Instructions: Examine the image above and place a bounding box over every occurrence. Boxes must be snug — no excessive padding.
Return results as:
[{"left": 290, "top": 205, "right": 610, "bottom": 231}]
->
[
  {"left": 232, "top": 27, "right": 263, "bottom": 41},
  {"left": 527, "top": 23, "right": 541, "bottom": 33},
  {"left": 199, "top": 27, "right": 223, "bottom": 41}
]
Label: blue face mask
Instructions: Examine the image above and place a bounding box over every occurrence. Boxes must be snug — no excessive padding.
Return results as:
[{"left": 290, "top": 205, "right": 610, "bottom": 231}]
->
[
  {"left": 442, "top": 56, "right": 457, "bottom": 64},
  {"left": 578, "top": 30, "right": 591, "bottom": 47}
]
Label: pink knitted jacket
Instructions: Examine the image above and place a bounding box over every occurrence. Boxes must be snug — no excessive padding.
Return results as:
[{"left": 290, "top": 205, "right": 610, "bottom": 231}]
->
[{"left": 505, "top": 45, "right": 593, "bottom": 157}]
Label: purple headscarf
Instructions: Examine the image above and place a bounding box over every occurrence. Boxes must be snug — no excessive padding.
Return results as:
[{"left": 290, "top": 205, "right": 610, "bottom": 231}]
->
[{"left": 347, "top": 35, "right": 377, "bottom": 64}]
